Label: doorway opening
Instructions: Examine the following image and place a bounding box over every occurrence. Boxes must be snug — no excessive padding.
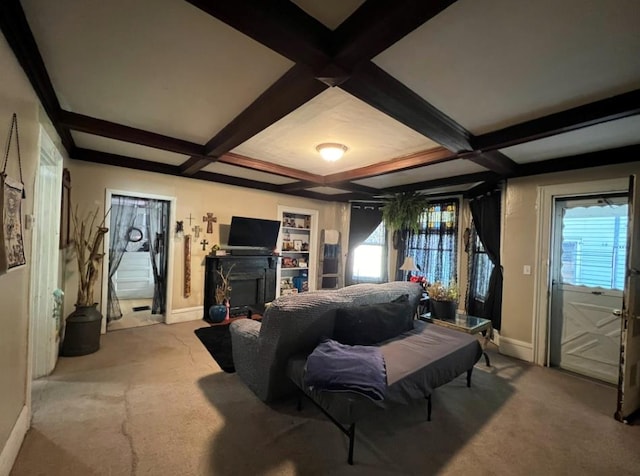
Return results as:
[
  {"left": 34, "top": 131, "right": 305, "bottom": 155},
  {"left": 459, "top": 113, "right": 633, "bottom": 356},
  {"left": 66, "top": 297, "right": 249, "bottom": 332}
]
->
[
  {"left": 29, "top": 127, "right": 63, "bottom": 379},
  {"left": 548, "top": 194, "right": 628, "bottom": 383},
  {"left": 104, "top": 193, "right": 172, "bottom": 332}
]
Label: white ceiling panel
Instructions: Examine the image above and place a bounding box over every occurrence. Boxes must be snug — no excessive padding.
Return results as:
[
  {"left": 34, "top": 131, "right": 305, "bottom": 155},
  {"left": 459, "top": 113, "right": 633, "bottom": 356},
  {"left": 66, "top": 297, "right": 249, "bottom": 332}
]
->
[
  {"left": 419, "top": 183, "right": 482, "bottom": 195},
  {"left": 202, "top": 162, "right": 296, "bottom": 185},
  {"left": 22, "top": 0, "right": 293, "bottom": 144},
  {"left": 71, "top": 132, "right": 188, "bottom": 166},
  {"left": 292, "top": 0, "right": 364, "bottom": 30},
  {"left": 353, "top": 160, "right": 486, "bottom": 189},
  {"left": 501, "top": 115, "right": 640, "bottom": 164},
  {"left": 374, "top": 0, "right": 640, "bottom": 134},
  {"left": 232, "top": 88, "right": 439, "bottom": 175},
  {"left": 306, "top": 187, "right": 351, "bottom": 195}
]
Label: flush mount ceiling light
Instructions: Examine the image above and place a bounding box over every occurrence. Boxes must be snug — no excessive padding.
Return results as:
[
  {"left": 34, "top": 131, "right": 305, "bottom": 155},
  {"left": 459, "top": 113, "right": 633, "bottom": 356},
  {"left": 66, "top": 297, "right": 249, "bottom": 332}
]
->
[{"left": 316, "top": 143, "right": 348, "bottom": 162}]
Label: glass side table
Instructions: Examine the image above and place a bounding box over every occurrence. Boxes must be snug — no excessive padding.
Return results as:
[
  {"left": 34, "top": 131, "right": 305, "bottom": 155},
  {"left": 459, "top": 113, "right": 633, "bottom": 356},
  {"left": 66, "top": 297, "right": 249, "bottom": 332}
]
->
[{"left": 420, "top": 312, "right": 492, "bottom": 366}]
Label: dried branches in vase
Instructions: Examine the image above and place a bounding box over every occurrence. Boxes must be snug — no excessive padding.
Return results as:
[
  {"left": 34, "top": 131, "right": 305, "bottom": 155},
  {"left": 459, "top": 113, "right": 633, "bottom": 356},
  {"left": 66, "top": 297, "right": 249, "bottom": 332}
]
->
[
  {"left": 71, "top": 205, "right": 109, "bottom": 306},
  {"left": 215, "top": 264, "right": 234, "bottom": 305}
]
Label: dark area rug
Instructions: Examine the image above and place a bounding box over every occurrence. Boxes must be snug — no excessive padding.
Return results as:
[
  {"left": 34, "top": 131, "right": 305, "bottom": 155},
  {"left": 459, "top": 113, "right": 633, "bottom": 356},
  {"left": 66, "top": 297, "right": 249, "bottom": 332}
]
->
[{"left": 194, "top": 325, "right": 235, "bottom": 373}]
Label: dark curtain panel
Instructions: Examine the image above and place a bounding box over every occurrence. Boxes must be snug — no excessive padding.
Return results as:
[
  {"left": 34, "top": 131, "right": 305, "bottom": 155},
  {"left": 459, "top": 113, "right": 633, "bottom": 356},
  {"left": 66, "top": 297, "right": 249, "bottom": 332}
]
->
[
  {"left": 107, "top": 197, "right": 138, "bottom": 321},
  {"left": 345, "top": 203, "right": 383, "bottom": 286},
  {"left": 469, "top": 191, "right": 503, "bottom": 330},
  {"left": 405, "top": 200, "right": 459, "bottom": 284},
  {"left": 146, "top": 199, "right": 169, "bottom": 314}
]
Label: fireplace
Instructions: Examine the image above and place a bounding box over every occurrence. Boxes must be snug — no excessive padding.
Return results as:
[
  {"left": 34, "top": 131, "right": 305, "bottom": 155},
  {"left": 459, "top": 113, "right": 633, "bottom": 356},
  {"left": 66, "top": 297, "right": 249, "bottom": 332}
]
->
[{"left": 203, "top": 255, "right": 277, "bottom": 320}]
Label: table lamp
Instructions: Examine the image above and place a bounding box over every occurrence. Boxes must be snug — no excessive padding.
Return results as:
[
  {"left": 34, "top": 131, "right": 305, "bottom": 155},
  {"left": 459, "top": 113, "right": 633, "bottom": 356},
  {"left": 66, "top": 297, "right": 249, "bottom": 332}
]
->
[{"left": 399, "top": 256, "right": 418, "bottom": 280}]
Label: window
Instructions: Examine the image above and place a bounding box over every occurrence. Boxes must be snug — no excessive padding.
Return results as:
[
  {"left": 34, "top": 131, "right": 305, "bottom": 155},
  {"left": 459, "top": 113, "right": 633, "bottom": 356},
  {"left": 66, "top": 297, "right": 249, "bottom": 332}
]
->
[
  {"left": 352, "top": 221, "right": 386, "bottom": 282},
  {"left": 560, "top": 203, "right": 628, "bottom": 290},
  {"left": 469, "top": 224, "right": 492, "bottom": 302},
  {"left": 405, "top": 200, "right": 458, "bottom": 284}
]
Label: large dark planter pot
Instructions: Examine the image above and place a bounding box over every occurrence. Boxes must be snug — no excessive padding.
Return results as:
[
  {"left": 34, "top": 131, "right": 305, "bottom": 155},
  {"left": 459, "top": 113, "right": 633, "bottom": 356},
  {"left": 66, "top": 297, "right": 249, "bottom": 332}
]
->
[
  {"left": 430, "top": 300, "right": 457, "bottom": 320},
  {"left": 60, "top": 303, "right": 103, "bottom": 356}
]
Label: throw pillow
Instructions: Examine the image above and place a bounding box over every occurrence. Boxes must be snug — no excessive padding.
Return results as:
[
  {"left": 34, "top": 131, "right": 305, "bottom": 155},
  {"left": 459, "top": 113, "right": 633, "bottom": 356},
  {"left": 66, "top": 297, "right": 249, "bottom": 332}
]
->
[{"left": 334, "top": 294, "right": 414, "bottom": 346}]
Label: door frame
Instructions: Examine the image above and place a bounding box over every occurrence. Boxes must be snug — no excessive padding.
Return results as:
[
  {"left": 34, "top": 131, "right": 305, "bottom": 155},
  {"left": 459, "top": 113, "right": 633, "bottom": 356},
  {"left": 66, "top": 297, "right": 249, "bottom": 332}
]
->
[
  {"left": 533, "top": 178, "right": 629, "bottom": 366},
  {"left": 28, "top": 126, "right": 63, "bottom": 379},
  {"left": 100, "top": 189, "right": 176, "bottom": 333}
]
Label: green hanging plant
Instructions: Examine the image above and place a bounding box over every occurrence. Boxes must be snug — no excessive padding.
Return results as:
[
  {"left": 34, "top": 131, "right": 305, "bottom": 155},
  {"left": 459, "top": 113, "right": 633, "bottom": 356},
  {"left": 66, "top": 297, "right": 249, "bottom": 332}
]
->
[{"left": 381, "top": 191, "right": 428, "bottom": 233}]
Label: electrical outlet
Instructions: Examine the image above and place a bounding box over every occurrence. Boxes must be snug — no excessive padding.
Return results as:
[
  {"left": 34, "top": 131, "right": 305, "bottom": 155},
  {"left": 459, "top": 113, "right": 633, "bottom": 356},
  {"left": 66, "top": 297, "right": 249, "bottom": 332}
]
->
[{"left": 523, "top": 265, "right": 531, "bottom": 275}]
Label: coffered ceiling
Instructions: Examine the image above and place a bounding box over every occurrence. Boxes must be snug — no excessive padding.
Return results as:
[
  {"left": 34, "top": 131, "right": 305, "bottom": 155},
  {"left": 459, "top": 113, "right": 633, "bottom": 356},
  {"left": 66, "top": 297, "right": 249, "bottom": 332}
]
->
[{"left": 1, "top": 0, "right": 639, "bottom": 202}]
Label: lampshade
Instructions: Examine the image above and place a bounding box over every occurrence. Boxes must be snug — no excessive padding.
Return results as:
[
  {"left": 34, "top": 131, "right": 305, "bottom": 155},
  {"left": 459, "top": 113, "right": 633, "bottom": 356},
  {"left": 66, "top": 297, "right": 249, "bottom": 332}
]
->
[
  {"left": 399, "top": 256, "right": 418, "bottom": 272},
  {"left": 316, "top": 143, "right": 347, "bottom": 162}
]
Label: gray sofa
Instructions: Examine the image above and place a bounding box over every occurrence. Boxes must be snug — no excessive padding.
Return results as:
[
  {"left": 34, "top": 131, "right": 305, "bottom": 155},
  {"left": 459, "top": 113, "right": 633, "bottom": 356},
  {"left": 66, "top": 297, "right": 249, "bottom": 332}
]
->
[{"left": 229, "top": 281, "right": 424, "bottom": 402}]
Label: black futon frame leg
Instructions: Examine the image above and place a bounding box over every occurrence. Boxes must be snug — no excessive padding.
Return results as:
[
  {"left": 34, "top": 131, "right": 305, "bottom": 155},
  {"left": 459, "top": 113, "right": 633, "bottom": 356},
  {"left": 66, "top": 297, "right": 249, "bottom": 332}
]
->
[
  {"left": 296, "top": 390, "right": 358, "bottom": 465},
  {"left": 467, "top": 368, "right": 473, "bottom": 387}
]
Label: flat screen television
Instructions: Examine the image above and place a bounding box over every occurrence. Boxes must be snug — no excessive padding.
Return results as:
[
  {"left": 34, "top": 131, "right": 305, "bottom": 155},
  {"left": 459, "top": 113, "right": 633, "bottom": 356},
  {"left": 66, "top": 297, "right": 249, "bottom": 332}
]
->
[{"left": 227, "top": 216, "right": 281, "bottom": 249}]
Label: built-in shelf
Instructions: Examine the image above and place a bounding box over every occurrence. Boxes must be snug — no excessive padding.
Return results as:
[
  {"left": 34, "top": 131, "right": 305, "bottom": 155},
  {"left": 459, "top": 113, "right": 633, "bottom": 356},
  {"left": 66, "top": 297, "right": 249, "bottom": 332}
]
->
[
  {"left": 281, "top": 251, "right": 310, "bottom": 254},
  {"left": 281, "top": 267, "right": 308, "bottom": 271},
  {"left": 282, "top": 226, "right": 311, "bottom": 231}
]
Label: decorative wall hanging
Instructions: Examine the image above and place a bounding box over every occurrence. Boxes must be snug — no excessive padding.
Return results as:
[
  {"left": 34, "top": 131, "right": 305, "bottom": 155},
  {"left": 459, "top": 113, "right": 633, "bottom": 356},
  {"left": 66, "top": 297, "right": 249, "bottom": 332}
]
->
[
  {"left": 203, "top": 212, "right": 217, "bottom": 234},
  {"left": 184, "top": 235, "right": 191, "bottom": 298},
  {"left": 175, "top": 220, "right": 184, "bottom": 239},
  {"left": 60, "top": 168, "right": 71, "bottom": 249},
  {"left": 0, "top": 113, "right": 26, "bottom": 274},
  {"left": 192, "top": 224, "right": 202, "bottom": 238},
  {"left": 200, "top": 238, "right": 209, "bottom": 251}
]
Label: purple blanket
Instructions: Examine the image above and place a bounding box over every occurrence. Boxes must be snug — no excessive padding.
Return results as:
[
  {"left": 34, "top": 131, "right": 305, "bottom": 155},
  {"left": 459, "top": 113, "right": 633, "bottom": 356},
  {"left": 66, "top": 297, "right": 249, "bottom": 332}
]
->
[{"left": 304, "top": 339, "right": 387, "bottom": 401}]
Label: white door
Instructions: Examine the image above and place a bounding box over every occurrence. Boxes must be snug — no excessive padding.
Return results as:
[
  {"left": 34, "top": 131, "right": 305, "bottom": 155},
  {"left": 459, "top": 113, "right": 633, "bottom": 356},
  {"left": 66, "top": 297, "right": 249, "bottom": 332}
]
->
[
  {"left": 616, "top": 175, "right": 640, "bottom": 422},
  {"left": 29, "top": 127, "right": 63, "bottom": 379},
  {"left": 549, "top": 195, "right": 628, "bottom": 383}
]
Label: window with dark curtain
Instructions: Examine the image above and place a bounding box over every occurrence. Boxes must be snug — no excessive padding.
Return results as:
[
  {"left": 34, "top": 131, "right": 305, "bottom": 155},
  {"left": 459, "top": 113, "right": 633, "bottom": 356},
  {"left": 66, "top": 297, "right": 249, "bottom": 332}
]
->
[
  {"left": 405, "top": 199, "right": 459, "bottom": 284},
  {"left": 466, "top": 223, "right": 492, "bottom": 316},
  {"left": 468, "top": 190, "right": 503, "bottom": 330},
  {"left": 345, "top": 203, "right": 385, "bottom": 286}
]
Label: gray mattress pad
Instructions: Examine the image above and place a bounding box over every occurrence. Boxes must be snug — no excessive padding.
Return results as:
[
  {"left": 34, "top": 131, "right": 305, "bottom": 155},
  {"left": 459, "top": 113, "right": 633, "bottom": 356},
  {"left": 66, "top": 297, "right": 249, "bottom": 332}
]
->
[{"left": 286, "top": 321, "right": 483, "bottom": 423}]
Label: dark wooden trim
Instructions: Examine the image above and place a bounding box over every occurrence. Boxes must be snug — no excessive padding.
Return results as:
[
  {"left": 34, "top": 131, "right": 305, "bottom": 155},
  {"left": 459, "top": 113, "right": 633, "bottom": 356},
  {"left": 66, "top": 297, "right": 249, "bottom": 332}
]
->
[
  {"left": 333, "top": 0, "right": 456, "bottom": 68},
  {"left": 341, "top": 62, "right": 472, "bottom": 153},
  {"left": 515, "top": 144, "right": 640, "bottom": 178},
  {"left": 220, "top": 152, "right": 324, "bottom": 183},
  {"left": 474, "top": 89, "right": 640, "bottom": 152},
  {"left": 59, "top": 110, "right": 205, "bottom": 157},
  {"left": 324, "top": 147, "right": 455, "bottom": 184},
  {"left": 184, "top": 0, "right": 332, "bottom": 69},
  {"left": 0, "top": 0, "right": 74, "bottom": 152},
  {"left": 191, "top": 170, "right": 280, "bottom": 193},
  {"left": 381, "top": 171, "right": 500, "bottom": 194},
  {"left": 465, "top": 151, "right": 518, "bottom": 175}
]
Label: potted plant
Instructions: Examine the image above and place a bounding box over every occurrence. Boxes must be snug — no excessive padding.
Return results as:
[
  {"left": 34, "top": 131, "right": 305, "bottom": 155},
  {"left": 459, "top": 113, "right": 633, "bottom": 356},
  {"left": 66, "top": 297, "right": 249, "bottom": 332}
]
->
[
  {"left": 208, "top": 264, "right": 234, "bottom": 323},
  {"left": 381, "top": 191, "right": 428, "bottom": 249},
  {"left": 61, "top": 206, "right": 109, "bottom": 356},
  {"left": 427, "top": 280, "right": 459, "bottom": 320}
]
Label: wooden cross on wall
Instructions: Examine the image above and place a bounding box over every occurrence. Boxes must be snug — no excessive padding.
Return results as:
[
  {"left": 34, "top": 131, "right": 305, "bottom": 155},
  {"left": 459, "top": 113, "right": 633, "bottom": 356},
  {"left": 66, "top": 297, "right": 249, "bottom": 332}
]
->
[
  {"left": 203, "top": 212, "right": 217, "bottom": 234},
  {"left": 192, "top": 225, "right": 202, "bottom": 238}
]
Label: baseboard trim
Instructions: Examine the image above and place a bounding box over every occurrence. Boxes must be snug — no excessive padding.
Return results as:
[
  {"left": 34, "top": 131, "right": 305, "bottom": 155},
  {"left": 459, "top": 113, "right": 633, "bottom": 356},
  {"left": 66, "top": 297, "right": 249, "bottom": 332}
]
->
[
  {"left": 166, "top": 306, "right": 203, "bottom": 324},
  {"left": 499, "top": 336, "right": 534, "bottom": 362},
  {"left": 0, "top": 405, "right": 29, "bottom": 476}
]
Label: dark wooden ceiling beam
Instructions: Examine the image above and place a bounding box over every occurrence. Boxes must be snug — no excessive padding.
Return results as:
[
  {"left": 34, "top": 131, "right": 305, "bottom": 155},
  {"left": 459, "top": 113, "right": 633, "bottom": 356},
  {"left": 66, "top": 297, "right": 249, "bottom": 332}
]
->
[
  {"left": 181, "top": 64, "right": 328, "bottom": 176},
  {"left": 220, "top": 152, "right": 324, "bottom": 183},
  {"left": 381, "top": 171, "right": 500, "bottom": 194},
  {"left": 279, "top": 181, "right": 319, "bottom": 192},
  {"left": 324, "top": 147, "right": 455, "bottom": 184},
  {"left": 0, "top": 0, "right": 74, "bottom": 152},
  {"left": 465, "top": 151, "right": 519, "bottom": 175},
  {"left": 474, "top": 89, "right": 640, "bottom": 152},
  {"left": 204, "top": 64, "right": 327, "bottom": 157},
  {"left": 516, "top": 144, "right": 640, "bottom": 178},
  {"left": 333, "top": 0, "right": 456, "bottom": 68},
  {"left": 341, "top": 62, "right": 472, "bottom": 153},
  {"left": 59, "top": 110, "right": 205, "bottom": 157},
  {"left": 74, "top": 148, "right": 182, "bottom": 175},
  {"left": 184, "top": 0, "right": 332, "bottom": 70}
]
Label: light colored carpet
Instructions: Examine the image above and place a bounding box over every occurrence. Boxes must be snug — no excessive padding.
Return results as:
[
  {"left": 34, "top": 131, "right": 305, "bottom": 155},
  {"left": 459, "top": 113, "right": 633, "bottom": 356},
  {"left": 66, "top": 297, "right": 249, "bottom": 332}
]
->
[{"left": 11, "top": 320, "right": 640, "bottom": 475}]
